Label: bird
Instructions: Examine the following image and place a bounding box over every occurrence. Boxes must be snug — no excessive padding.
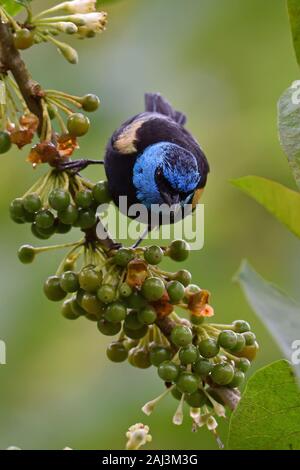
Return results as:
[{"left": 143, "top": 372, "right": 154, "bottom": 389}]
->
[
  {"left": 104, "top": 93, "right": 209, "bottom": 245},
  {"left": 59, "top": 93, "right": 209, "bottom": 247}
]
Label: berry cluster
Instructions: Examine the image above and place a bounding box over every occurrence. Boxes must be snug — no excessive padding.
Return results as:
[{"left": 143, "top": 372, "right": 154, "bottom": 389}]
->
[
  {"left": 10, "top": 170, "right": 111, "bottom": 241},
  {"left": 17, "top": 224, "right": 258, "bottom": 446}
]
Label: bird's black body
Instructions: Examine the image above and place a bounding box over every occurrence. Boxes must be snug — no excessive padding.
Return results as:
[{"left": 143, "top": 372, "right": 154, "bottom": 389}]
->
[{"left": 104, "top": 94, "right": 209, "bottom": 221}]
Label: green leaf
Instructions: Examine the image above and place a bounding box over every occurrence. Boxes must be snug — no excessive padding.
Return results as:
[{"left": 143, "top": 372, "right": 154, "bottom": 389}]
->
[
  {"left": 232, "top": 175, "right": 300, "bottom": 238},
  {"left": 1, "top": 0, "right": 26, "bottom": 16},
  {"left": 287, "top": 0, "right": 300, "bottom": 67},
  {"left": 235, "top": 260, "right": 300, "bottom": 365},
  {"left": 278, "top": 83, "right": 300, "bottom": 189},
  {"left": 228, "top": 360, "right": 300, "bottom": 450}
]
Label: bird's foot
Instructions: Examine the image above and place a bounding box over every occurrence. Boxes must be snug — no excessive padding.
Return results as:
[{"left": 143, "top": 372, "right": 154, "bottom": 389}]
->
[{"left": 57, "top": 159, "right": 104, "bottom": 174}]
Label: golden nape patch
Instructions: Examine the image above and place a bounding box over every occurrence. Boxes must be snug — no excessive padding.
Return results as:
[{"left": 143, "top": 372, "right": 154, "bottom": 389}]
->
[
  {"left": 114, "top": 118, "right": 146, "bottom": 154},
  {"left": 192, "top": 188, "right": 204, "bottom": 209}
]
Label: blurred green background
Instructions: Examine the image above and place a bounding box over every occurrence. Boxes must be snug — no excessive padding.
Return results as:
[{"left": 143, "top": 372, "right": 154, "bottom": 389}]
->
[{"left": 0, "top": 0, "right": 298, "bottom": 450}]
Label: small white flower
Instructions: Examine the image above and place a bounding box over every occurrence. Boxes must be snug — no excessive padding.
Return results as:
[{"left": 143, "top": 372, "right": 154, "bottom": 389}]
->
[
  {"left": 77, "top": 12, "right": 108, "bottom": 36},
  {"left": 126, "top": 423, "right": 152, "bottom": 450},
  {"left": 172, "top": 394, "right": 185, "bottom": 426},
  {"left": 61, "top": 1, "right": 97, "bottom": 14}
]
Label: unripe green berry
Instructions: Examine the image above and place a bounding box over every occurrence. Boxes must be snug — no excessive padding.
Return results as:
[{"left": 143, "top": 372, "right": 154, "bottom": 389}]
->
[
  {"left": 70, "top": 297, "right": 86, "bottom": 317},
  {"left": 44, "top": 276, "right": 66, "bottom": 301},
  {"left": 13, "top": 28, "right": 34, "bottom": 50},
  {"left": 58, "top": 205, "right": 78, "bottom": 225},
  {"left": 97, "top": 318, "right": 121, "bottom": 336},
  {"left": 179, "top": 344, "right": 199, "bottom": 365},
  {"left": 123, "top": 323, "right": 148, "bottom": 340},
  {"left": 126, "top": 292, "right": 147, "bottom": 310},
  {"left": 185, "top": 389, "right": 207, "bottom": 408},
  {"left": 79, "top": 267, "right": 101, "bottom": 293},
  {"left": 119, "top": 282, "right": 132, "bottom": 298},
  {"left": 242, "top": 331, "right": 256, "bottom": 346},
  {"left": 198, "top": 338, "right": 220, "bottom": 358},
  {"left": 82, "top": 94, "right": 100, "bottom": 112},
  {"left": 170, "top": 325, "right": 193, "bottom": 347},
  {"left": 176, "top": 372, "right": 199, "bottom": 394},
  {"left": 92, "top": 181, "right": 112, "bottom": 204},
  {"left": 233, "top": 320, "right": 251, "bottom": 333},
  {"left": 75, "top": 189, "right": 94, "bottom": 209},
  {"left": 113, "top": 248, "right": 134, "bottom": 267},
  {"left": 81, "top": 293, "right": 103, "bottom": 316},
  {"left": 18, "top": 244, "right": 35, "bottom": 264},
  {"left": 97, "top": 284, "right": 115, "bottom": 304},
  {"left": 60, "top": 271, "right": 79, "bottom": 293},
  {"left": 174, "top": 269, "right": 192, "bottom": 287},
  {"left": 137, "top": 306, "right": 157, "bottom": 325},
  {"left": 10, "top": 198, "right": 25, "bottom": 220},
  {"left": 104, "top": 301, "right": 127, "bottom": 323},
  {"left": 144, "top": 245, "right": 163, "bottom": 265},
  {"left": 211, "top": 363, "right": 235, "bottom": 385},
  {"left": 193, "top": 358, "right": 213, "bottom": 377},
  {"left": 218, "top": 330, "right": 238, "bottom": 350},
  {"left": 237, "top": 357, "right": 251, "bottom": 372},
  {"left": 0, "top": 131, "right": 11, "bottom": 154},
  {"left": 171, "top": 386, "right": 183, "bottom": 401},
  {"left": 77, "top": 208, "right": 97, "bottom": 229},
  {"left": 231, "top": 333, "right": 246, "bottom": 353},
  {"left": 124, "top": 310, "right": 143, "bottom": 330},
  {"left": 23, "top": 193, "right": 42, "bottom": 213},
  {"left": 55, "top": 221, "right": 72, "bottom": 234},
  {"left": 49, "top": 188, "right": 70, "bottom": 211},
  {"left": 168, "top": 239, "right": 190, "bottom": 262},
  {"left": 228, "top": 370, "right": 245, "bottom": 388},
  {"left": 61, "top": 299, "right": 80, "bottom": 320},
  {"left": 158, "top": 361, "right": 179, "bottom": 382},
  {"left": 35, "top": 209, "right": 55, "bottom": 229},
  {"left": 149, "top": 346, "right": 172, "bottom": 367},
  {"left": 106, "top": 342, "right": 128, "bottom": 362},
  {"left": 67, "top": 113, "right": 90, "bottom": 137},
  {"left": 141, "top": 277, "right": 165, "bottom": 301},
  {"left": 129, "top": 347, "right": 151, "bottom": 369},
  {"left": 167, "top": 280, "right": 185, "bottom": 303}
]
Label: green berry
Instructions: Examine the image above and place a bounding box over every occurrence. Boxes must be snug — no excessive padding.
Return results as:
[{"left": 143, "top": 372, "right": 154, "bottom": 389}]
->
[
  {"left": 171, "top": 386, "right": 183, "bottom": 401},
  {"left": 113, "top": 248, "right": 134, "bottom": 267},
  {"left": 49, "top": 188, "right": 70, "bottom": 211},
  {"left": 75, "top": 189, "right": 94, "bottom": 209},
  {"left": 55, "top": 221, "right": 71, "bottom": 234},
  {"left": 58, "top": 205, "right": 78, "bottom": 225},
  {"left": 104, "top": 301, "right": 127, "bottom": 323},
  {"left": 92, "top": 181, "right": 112, "bottom": 204},
  {"left": 123, "top": 324, "right": 148, "bottom": 340},
  {"left": 144, "top": 245, "right": 163, "bottom": 265},
  {"left": 126, "top": 292, "right": 147, "bottom": 310},
  {"left": 198, "top": 338, "right": 220, "bottom": 358},
  {"left": 170, "top": 325, "right": 193, "bottom": 347},
  {"left": 141, "top": 277, "right": 165, "bottom": 301},
  {"left": 231, "top": 333, "right": 246, "bottom": 353},
  {"left": 10, "top": 198, "right": 25, "bottom": 220},
  {"left": 124, "top": 310, "right": 143, "bottom": 330},
  {"left": 82, "top": 94, "right": 100, "bottom": 112},
  {"left": 211, "top": 363, "right": 235, "bottom": 385},
  {"left": 185, "top": 389, "right": 207, "bottom": 408},
  {"left": 35, "top": 209, "right": 55, "bottom": 229},
  {"left": 167, "top": 280, "right": 185, "bottom": 303},
  {"left": 233, "top": 320, "right": 251, "bottom": 333},
  {"left": 242, "top": 331, "right": 256, "bottom": 346},
  {"left": 237, "top": 358, "right": 251, "bottom": 372},
  {"left": 106, "top": 342, "right": 128, "bottom": 362},
  {"left": 13, "top": 28, "right": 34, "bottom": 49},
  {"left": 60, "top": 271, "right": 79, "bottom": 293},
  {"left": 0, "top": 131, "right": 11, "bottom": 153},
  {"left": 77, "top": 208, "right": 97, "bottom": 229},
  {"left": 44, "top": 276, "right": 66, "bottom": 301},
  {"left": 97, "top": 318, "right": 121, "bottom": 336},
  {"left": 218, "top": 330, "right": 238, "bottom": 350},
  {"left": 79, "top": 267, "right": 101, "bottom": 293},
  {"left": 61, "top": 299, "right": 80, "bottom": 320},
  {"left": 179, "top": 344, "right": 198, "bottom": 365},
  {"left": 18, "top": 244, "right": 35, "bottom": 264},
  {"left": 97, "top": 284, "right": 115, "bottom": 303},
  {"left": 76, "top": 289, "right": 85, "bottom": 307},
  {"left": 158, "top": 361, "right": 179, "bottom": 382},
  {"left": 228, "top": 370, "right": 245, "bottom": 388},
  {"left": 129, "top": 347, "right": 151, "bottom": 369},
  {"left": 119, "top": 282, "right": 132, "bottom": 298},
  {"left": 67, "top": 113, "right": 90, "bottom": 137},
  {"left": 149, "top": 346, "right": 172, "bottom": 367},
  {"left": 81, "top": 293, "right": 103, "bottom": 316},
  {"left": 168, "top": 239, "right": 190, "bottom": 262},
  {"left": 137, "top": 306, "right": 157, "bottom": 325},
  {"left": 193, "top": 358, "right": 213, "bottom": 377},
  {"left": 176, "top": 372, "right": 199, "bottom": 394},
  {"left": 23, "top": 193, "right": 42, "bottom": 213},
  {"left": 174, "top": 269, "right": 192, "bottom": 287},
  {"left": 70, "top": 297, "right": 86, "bottom": 317},
  {"left": 31, "top": 223, "right": 49, "bottom": 239}
]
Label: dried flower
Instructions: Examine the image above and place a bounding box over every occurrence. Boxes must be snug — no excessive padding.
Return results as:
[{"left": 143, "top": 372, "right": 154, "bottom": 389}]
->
[{"left": 126, "top": 423, "right": 152, "bottom": 450}]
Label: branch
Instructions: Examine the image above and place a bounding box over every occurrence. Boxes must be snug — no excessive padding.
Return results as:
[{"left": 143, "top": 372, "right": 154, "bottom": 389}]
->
[{"left": 0, "top": 21, "right": 44, "bottom": 130}]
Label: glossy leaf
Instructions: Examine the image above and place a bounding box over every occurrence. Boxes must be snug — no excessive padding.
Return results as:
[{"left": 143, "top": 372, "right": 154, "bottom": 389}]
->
[
  {"left": 228, "top": 360, "right": 300, "bottom": 450},
  {"left": 278, "top": 82, "right": 300, "bottom": 189},
  {"left": 1, "top": 0, "right": 28, "bottom": 16},
  {"left": 235, "top": 260, "right": 300, "bottom": 366},
  {"left": 232, "top": 176, "right": 300, "bottom": 238}
]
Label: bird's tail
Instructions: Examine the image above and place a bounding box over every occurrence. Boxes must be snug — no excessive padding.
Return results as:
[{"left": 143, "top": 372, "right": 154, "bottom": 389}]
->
[{"left": 144, "top": 93, "right": 186, "bottom": 126}]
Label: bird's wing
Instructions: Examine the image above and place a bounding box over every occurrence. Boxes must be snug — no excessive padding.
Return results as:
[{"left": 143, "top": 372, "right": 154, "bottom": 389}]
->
[{"left": 144, "top": 93, "right": 186, "bottom": 126}]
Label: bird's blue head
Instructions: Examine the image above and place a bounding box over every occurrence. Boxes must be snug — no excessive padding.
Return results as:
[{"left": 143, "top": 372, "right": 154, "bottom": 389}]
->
[{"left": 133, "top": 142, "right": 201, "bottom": 209}]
